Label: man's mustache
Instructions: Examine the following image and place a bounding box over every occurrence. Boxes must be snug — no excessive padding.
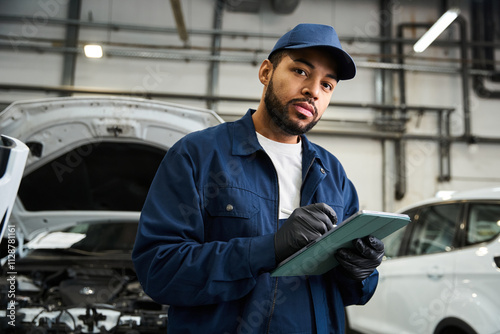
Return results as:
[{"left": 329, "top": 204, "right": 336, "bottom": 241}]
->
[{"left": 288, "top": 98, "right": 318, "bottom": 116}]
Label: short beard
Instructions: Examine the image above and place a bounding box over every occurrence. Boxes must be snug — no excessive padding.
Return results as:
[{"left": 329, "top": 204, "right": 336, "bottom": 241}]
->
[{"left": 264, "top": 77, "right": 319, "bottom": 136}]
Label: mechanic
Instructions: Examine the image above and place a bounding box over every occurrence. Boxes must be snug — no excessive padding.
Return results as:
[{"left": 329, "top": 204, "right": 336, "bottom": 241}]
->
[{"left": 132, "top": 23, "right": 384, "bottom": 334}]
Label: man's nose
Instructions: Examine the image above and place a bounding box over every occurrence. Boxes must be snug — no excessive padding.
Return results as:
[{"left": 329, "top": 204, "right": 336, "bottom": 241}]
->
[{"left": 301, "top": 80, "right": 320, "bottom": 100}]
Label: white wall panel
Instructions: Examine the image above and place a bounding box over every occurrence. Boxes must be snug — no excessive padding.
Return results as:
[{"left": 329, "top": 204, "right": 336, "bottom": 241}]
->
[
  {"left": 309, "top": 134, "right": 384, "bottom": 211},
  {"left": 1, "top": 51, "right": 64, "bottom": 86},
  {"left": 0, "top": 0, "right": 499, "bottom": 211},
  {"left": 75, "top": 56, "right": 209, "bottom": 96}
]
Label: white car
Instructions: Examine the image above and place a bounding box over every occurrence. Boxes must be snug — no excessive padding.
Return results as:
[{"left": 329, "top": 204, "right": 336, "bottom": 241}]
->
[
  {"left": 0, "top": 97, "right": 223, "bottom": 334},
  {"left": 346, "top": 188, "right": 500, "bottom": 334},
  {"left": 0, "top": 135, "right": 28, "bottom": 241}
]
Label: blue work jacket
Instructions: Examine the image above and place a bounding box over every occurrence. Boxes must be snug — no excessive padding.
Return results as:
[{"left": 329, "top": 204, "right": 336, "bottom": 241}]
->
[{"left": 132, "top": 109, "right": 378, "bottom": 334}]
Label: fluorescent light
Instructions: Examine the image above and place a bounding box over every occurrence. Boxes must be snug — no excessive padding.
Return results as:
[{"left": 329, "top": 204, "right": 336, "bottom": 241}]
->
[
  {"left": 413, "top": 8, "right": 460, "bottom": 53},
  {"left": 84, "top": 44, "right": 103, "bottom": 58}
]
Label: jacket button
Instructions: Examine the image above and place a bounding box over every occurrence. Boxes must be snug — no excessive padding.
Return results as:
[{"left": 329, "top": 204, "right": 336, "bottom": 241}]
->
[
  {"left": 320, "top": 168, "right": 326, "bottom": 174},
  {"left": 226, "top": 204, "right": 234, "bottom": 212}
]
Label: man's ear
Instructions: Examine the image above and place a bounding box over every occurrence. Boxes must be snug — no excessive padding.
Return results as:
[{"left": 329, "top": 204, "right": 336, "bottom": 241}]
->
[{"left": 259, "top": 59, "right": 273, "bottom": 85}]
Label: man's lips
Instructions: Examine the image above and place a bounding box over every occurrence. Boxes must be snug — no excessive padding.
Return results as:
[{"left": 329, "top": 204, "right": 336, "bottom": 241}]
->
[{"left": 293, "top": 102, "right": 315, "bottom": 118}]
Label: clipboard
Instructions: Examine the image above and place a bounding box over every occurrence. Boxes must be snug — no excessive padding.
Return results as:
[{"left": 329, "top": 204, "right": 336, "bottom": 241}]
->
[{"left": 270, "top": 210, "right": 411, "bottom": 277}]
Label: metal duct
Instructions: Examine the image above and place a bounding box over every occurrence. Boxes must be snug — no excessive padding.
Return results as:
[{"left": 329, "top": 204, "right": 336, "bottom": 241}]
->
[
  {"left": 225, "top": 0, "right": 260, "bottom": 13},
  {"left": 61, "top": 0, "right": 81, "bottom": 91},
  {"left": 207, "top": 0, "right": 225, "bottom": 110},
  {"left": 271, "top": 0, "right": 300, "bottom": 14},
  {"left": 471, "top": 0, "right": 500, "bottom": 98}
]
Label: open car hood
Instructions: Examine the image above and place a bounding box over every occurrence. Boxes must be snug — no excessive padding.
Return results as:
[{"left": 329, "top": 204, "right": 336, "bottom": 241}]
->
[{"left": 0, "top": 96, "right": 223, "bottom": 240}]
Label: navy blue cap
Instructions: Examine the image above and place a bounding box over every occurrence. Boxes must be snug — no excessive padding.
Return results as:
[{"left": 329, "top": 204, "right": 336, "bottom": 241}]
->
[{"left": 268, "top": 23, "right": 356, "bottom": 80}]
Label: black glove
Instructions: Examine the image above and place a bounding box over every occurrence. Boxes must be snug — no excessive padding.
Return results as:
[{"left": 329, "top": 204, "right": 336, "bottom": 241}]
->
[
  {"left": 335, "top": 235, "right": 384, "bottom": 281},
  {"left": 275, "top": 203, "right": 337, "bottom": 263}
]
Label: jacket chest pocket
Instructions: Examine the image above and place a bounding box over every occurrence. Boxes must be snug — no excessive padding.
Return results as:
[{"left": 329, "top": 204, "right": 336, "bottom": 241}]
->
[{"left": 204, "top": 187, "right": 260, "bottom": 241}]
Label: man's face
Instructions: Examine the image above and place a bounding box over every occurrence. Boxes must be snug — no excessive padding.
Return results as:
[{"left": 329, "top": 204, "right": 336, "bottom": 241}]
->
[{"left": 263, "top": 48, "right": 338, "bottom": 136}]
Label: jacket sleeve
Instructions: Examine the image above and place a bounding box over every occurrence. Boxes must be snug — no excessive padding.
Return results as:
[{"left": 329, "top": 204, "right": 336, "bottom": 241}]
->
[
  {"left": 131, "top": 147, "right": 276, "bottom": 307},
  {"left": 328, "top": 267, "right": 379, "bottom": 306}
]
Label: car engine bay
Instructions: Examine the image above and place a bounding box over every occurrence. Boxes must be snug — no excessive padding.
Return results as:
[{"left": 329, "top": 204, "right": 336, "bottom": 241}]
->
[{"left": 0, "top": 255, "right": 168, "bottom": 334}]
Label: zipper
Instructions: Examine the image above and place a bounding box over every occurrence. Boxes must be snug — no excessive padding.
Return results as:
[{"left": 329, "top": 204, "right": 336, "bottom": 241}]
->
[
  {"left": 266, "top": 150, "right": 319, "bottom": 332},
  {"left": 263, "top": 149, "right": 316, "bottom": 333},
  {"left": 266, "top": 277, "right": 279, "bottom": 333},
  {"left": 260, "top": 149, "right": 280, "bottom": 334}
]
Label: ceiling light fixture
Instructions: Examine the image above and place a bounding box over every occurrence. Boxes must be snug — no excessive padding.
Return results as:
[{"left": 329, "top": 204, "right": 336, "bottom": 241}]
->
[
  {"left": 413, "top": 8, "right": 461, "bottom": 53},
  {"left": 84, "top": 44, "right": 103, "bottom": 58}
]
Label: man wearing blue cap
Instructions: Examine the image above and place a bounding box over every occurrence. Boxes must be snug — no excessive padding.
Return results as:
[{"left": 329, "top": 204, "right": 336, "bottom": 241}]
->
[{"left": 133, "top": 23, "right": 384, "bottom": 333}]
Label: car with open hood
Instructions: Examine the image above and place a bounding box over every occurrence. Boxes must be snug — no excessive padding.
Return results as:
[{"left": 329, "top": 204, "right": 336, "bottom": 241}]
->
[
  {"left": 0, "top": 135, "right": 28, "bottom": 242},
  {"left": 0, "top": 96, "right": 223, "bottom": 333}
]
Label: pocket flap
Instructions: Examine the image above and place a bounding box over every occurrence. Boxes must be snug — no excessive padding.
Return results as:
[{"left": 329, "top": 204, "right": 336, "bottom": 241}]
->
[{"left": 205, "top": 187, "right": 259, "bottom": 219}]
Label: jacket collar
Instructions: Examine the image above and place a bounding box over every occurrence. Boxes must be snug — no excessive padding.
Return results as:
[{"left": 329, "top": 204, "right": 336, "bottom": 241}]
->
[{"left": 231, "top": 109, "right": 262, "bottom": 156}]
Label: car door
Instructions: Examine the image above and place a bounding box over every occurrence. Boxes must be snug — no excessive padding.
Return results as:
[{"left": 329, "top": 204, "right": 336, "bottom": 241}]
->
[
  {"left": 444, "top": 201, "right": 500, "bottom": 333},
  {"left": 347, "top": 203, "right": 462, "bottom": 334},
  {"left": 381, "top": 202, "right": 462, "bottom": 333}
]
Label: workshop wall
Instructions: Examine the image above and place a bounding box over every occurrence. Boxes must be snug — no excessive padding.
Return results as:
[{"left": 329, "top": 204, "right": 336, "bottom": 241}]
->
[{"left": 1, "top": 0, "right": 500, "bottom": 212}]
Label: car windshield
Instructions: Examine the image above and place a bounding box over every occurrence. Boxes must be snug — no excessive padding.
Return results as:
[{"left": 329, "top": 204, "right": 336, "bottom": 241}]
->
[{"left": 27, "top": 222, "right": 138, "bottom": 254}]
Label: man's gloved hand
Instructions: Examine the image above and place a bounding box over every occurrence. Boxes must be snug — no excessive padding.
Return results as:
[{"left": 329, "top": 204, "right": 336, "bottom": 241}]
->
[
  {"left": 275, "top": 203, "right": 337, "bottom": 263},
  {"left": 335, "top": 235, "right": 384, "bottom": 281}
]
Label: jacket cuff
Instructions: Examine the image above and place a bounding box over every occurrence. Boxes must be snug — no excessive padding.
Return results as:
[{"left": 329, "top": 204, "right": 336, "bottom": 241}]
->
[{"left": 249, "top": 233, "right": 276, "bottom": 275}]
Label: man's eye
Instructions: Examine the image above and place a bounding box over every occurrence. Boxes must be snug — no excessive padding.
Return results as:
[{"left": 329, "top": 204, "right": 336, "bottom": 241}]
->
[
  {"left": 322, "top": 82, "right": 333, "bottom": 90},
  {"left": 294, "top": 69, "right": 306, "bottom": 76}
]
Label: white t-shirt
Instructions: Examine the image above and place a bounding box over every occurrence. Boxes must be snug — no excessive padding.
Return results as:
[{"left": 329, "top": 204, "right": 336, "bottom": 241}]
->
[{"left": 256, "top": 132, "right": 302, "bottom": 219}]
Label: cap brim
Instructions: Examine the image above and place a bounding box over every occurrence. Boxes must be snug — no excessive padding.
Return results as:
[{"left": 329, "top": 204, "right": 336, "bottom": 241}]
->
[
  {"left": 269, "top": 45, "right": 356, "bottom": 80},
  {"left": 326, "top": 46, "right": 356, "bottom": 81}
]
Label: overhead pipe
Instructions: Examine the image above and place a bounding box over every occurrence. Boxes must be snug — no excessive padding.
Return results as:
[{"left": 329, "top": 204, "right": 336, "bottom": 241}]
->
[
  {"left": 60, "top": 0, "right": 81, "bottom": 93},
  {"left": 437, "top": 110, "right": 452, "bottom": 182},
  {"left": 0, "top": 82, "right": 455, "bottom": 111},
  {"left": 0, "top": 14, "right": 283, "bottom": 40},
  {"left": 2, "top": 42, "right": 490, "bottom": 76},
  {"left": 455, "top": 15, "right": 472, "bottom": 139},
  {"left": 206, "top": 0, "right": 225, "bottom": 110},
  {"left": 436, "top": 0, "right": 453, "bottom": 182},
  {"left": 376, "top": 0, "right": 394, "bottom": 105},
  {"left": 395, "top": 23, "right": 432, "bottom": 200},
  {"left": 3, "top": 83, "right": 500, "bottom": 146},
  {"left": 5, "top": 14, "right": 500, "bottom": 49},
  {"left": 396, "top": 12, "right": 472, "bottom": 188},
  {"left": 376, "top": 0, "right": 396, "bottom": 207}
]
